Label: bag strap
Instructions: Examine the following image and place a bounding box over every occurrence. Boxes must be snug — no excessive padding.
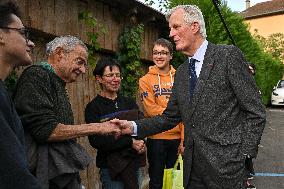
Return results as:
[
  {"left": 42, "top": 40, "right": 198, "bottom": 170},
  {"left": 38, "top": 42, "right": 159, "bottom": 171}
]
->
[{"left": 174, "top": 154, "right": 183, "bottom": 170}]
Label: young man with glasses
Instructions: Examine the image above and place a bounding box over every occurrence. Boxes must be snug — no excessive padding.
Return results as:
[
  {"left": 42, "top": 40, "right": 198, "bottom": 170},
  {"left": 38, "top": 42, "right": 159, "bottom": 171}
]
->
[
  {"left": 139, "top": 38, "right": 184, "bottom": 189},
  {"left": 0, "top": 1, "right": 41, "bottom": 188},
  {"left": 85, "top": 57, "right": 146, "bottom": 189}
]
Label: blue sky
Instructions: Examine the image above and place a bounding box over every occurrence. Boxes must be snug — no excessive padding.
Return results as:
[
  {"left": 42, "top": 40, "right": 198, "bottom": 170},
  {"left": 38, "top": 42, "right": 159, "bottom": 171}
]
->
[{"left": 138, "top": 0, "right": 270, "bottom": 12}]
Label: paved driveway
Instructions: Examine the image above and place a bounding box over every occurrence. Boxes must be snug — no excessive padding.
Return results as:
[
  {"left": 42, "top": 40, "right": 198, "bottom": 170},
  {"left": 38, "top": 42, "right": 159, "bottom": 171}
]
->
[{"left": 251, "top": 108, "right": 284, "bottom": 189}]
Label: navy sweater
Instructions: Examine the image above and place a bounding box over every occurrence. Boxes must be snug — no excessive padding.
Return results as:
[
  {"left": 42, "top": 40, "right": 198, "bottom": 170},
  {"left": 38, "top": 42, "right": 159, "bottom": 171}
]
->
[{"left": 0, "top": 81, "right": 41, "bottom": 189}]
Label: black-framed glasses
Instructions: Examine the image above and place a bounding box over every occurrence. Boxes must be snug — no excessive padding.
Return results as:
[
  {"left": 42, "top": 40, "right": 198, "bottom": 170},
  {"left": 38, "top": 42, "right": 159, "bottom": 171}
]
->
[
  {"left": 0, "top": 27, "right": 30, "bottom": 43},
  {"left": 102, "top": 73, "right": 123, "bottom": 79},
  {"left": 152, "top": 51, "right": 170, "bottom": 56}
]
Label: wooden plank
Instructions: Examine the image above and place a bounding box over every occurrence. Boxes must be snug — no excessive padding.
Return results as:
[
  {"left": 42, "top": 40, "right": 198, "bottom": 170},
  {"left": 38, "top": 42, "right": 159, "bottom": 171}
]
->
[
  {"left": 42, "top": 0, "right": 56, "bottom": 34},
  {"left": 29, "top": 0, "right": 43, "bottom": 29},
  {"left": 20, "top": 0, "right": 164, "bottom": 62},
  {"left": 54, "top": 0, "right": 67, "bottom": 35},
  {"left": 110, "top": 6, "right": 120, "bottom": 51},
  {"left": 142, "top": 24, "right": 148, "bottom": 59},
  {"left": 103, "top": 5, "right": 112, "bottom": 50},
  {"left": 148, "top": 24, "right": 154, "bottom": 61},
  {"left": 77, "top": 0, "right": 90, "bottom": 42},
  {"left": 68, "top": 0, "right": 80, "bottom": 36},
  {"left": 95, "top": 2, "right": 105, "bottom": 49}
]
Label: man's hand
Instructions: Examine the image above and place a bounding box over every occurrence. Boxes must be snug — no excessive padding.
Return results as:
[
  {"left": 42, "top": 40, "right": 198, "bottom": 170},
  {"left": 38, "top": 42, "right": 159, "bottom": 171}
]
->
[
  {"left": 178, "top": 144, "right": 185, "bottom": 155},
  {"left": 110, "top": 119, "right": 134, "bottom": 135},
  {"left": 132, "top": 139, "right": 146, "bottom": 154},
  {"left": 96, "top": 121, "right": 121, "bottom": 136}
]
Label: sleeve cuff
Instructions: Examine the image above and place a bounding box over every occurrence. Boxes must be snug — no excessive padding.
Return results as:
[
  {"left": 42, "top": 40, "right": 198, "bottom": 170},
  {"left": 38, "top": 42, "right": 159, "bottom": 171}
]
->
[{"left": 131, "top": 121, "right": 138, "bottom": 136}]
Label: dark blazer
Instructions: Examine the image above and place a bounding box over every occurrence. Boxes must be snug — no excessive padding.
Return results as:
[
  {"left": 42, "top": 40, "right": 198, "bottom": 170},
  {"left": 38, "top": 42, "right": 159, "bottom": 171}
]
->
[{"left": 136, "top": 42, "right": 266, "bottom": 188}]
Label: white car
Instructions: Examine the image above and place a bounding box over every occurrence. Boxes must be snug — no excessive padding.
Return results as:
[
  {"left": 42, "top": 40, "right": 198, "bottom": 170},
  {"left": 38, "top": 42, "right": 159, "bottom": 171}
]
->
[{"left": 271, "top": 80, "right": 284, "bottom": 106}]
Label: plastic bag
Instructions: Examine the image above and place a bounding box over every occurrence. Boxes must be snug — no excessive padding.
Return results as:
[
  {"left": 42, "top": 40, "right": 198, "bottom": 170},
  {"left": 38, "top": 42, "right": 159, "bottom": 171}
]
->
[{"left": 162, "top": 154, "right": 184, "bottom": 189}]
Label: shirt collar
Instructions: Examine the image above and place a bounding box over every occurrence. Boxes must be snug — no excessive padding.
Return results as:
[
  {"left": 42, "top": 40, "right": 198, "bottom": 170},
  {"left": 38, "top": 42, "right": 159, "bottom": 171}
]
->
[{"left": 188, "top": 39, "right": 208, "bottom": 62}]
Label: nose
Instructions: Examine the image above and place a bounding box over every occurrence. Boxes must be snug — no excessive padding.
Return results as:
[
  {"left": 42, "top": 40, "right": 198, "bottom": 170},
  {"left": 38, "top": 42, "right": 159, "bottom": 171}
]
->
[
  {"left": 28, "top": 40, "right": 35, "bottom": 48},
  {"left": 79, "top": 65, "right": 86, "bottom": 74},
  {"left": 169, "top": 29, "right": 174, "bottom": 38}
]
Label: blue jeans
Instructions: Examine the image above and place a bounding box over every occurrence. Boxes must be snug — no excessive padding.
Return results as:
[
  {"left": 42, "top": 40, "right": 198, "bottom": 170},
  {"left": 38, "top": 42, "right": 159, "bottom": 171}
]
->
[{"left": 100, "top": 168, "right": 143, "bottom": 189}]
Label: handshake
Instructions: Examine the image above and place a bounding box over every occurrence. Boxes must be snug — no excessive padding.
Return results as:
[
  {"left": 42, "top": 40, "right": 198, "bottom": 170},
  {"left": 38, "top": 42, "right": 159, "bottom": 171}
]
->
[
  {"left": 99, "top": 119, "right": 135, "bottom": 137},
  {"left": 97, "top": 119, "right": 146, "bottom": 154},
  {"left": 96, "top": 117, "right": 184, "bottom": 155},
  {"left": 95, "top": 109, "right": 143, "bottom": 137}
]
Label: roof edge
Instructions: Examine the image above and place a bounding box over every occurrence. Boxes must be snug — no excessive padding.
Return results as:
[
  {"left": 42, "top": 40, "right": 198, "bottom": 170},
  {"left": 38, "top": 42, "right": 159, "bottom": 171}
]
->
[{"left": 243, "top": 9, "right": 284, "bottom": 19}]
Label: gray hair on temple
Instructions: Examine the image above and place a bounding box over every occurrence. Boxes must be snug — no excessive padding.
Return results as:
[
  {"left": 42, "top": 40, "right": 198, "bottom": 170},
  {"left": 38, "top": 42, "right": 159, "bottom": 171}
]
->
[
  {"left": 165, "top": 5, "right": 207, "bottom": 38},
  {"left": 46, "top": 35, "right": 88, "bottom": 56}
]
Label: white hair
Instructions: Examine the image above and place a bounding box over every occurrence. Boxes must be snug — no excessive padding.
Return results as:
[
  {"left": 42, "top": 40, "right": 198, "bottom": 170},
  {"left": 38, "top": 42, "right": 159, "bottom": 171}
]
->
[
  {"left": 166, "top": 5, "right": 207, "bottom": 38},
  {"left": 46, "top": 35, "right": 88, "bottom": 56}
]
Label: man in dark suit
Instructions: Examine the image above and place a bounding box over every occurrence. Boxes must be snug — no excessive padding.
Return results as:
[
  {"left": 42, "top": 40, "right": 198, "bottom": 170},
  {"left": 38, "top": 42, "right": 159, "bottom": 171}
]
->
[{"left": 113, "top": 5, "right": 266, "bottom": 189}]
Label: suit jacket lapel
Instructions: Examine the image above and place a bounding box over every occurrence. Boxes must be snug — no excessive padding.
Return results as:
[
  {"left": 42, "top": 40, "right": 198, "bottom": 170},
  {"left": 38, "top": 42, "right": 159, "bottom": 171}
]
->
[
  {"left": 188, "top": 42, "right": 217, "bottom": 117},
  {"left": 183, "top": 62, "right": 191, "bottom": 111}
]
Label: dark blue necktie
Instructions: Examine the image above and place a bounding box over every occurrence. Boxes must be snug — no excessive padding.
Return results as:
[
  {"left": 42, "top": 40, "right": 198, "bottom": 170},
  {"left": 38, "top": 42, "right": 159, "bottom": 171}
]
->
[{"left": 189, "top": 58, "right": 197, "bottom": 100}]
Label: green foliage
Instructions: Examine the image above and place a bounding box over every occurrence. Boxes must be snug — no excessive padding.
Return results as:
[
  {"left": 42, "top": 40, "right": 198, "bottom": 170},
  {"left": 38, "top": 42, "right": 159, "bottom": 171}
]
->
[
  {"left": 253, "top": 32, "right": 284, "bottom": 103},
  {"left": 254, "top": 32, "right": 284, "bottom": 62},
  {"left": 155, "top": 0, "right": 283, "bottom": 105},
  {"left": 144, "top": 0, "right": 169, "bottom": 12},
  {"left": 254, "top": 53, "right": 283, "bottom": 104},
  {"left": 117, "top": 24, "right": 144, "bottom": 98},
  {"left": 78, "top": 11, "right": 106, "bottom": 68},
  {"left": 171, "top": 51, "right": 186, "bottom": 69}
]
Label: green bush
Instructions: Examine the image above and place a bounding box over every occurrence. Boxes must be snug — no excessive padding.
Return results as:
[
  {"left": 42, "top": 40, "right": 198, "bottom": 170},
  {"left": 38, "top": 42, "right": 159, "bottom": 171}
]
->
[{"left": 117, "top": 24, "right": 144, "bottom": 98}]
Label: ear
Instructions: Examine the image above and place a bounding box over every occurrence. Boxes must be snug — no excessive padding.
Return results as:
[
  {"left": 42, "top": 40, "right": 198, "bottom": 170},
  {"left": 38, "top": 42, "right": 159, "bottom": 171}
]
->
[
  {"left": 54, "top": 47, "right": 65, "bottom": 60},
  {"left": 191, "top": 22, "right": 200, "bottom": 34},
  {"left": 95, "top": 75, "right": 103, "bottom": 83}
]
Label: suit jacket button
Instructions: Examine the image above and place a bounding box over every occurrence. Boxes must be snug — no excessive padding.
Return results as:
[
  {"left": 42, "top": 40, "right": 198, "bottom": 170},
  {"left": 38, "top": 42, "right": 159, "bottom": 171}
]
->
[{"left": 192, "top": 124, "right": 195, "bottom": 128}]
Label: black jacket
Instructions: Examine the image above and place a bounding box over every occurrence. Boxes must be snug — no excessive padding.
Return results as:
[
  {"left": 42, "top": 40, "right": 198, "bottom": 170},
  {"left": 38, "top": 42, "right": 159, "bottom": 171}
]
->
[
  {"left": 0, "top": 81, "right": 41, "bottom": 189},
  {"left": 85, "top": 94, "right": 145, "bottom": 168}
]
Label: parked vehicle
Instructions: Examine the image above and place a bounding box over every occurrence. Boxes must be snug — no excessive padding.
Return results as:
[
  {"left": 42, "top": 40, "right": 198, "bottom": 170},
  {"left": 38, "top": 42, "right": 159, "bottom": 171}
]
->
[{"left": 271, "top": 80, "right": 284, "bottom": 106}]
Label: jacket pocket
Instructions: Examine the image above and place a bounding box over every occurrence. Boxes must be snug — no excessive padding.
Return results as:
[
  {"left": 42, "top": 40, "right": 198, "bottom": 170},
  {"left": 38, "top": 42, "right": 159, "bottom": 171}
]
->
[{"left": 217, "top": 130, "right": 242, "bottom": 145}]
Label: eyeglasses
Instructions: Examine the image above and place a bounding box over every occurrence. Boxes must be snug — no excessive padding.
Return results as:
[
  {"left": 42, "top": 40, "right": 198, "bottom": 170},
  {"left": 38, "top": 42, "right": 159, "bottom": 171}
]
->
[
  {"left": 0, "top": 27, "right": 30, "bottom": 43},
  {"left": 152, "top": 51, "right": 170, "bottom": 56},
  {"left": 102, "top": 73, "right": 123, "bottom": 79}
]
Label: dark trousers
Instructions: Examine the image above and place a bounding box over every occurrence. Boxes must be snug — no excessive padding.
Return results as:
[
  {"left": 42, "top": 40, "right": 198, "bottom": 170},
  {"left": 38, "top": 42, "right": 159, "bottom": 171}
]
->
[
  {"left": 49, "top": 172, "right": 81, "bottom": 189},
  {"left": 146, "top": 139, "right": 180, "bottom": 189},
  {"left": 188, "top": 144, "right": 247, "bottom": 189},
  {"left": 188, "top": 162, "right": 208, "bottom": 189},
  {"left": 188, "top": 166, "right": 247, "bottom": 189}
]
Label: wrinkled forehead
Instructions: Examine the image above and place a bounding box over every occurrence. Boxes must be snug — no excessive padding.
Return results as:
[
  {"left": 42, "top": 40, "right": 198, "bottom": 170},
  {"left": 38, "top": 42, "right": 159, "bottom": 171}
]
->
[
  {"left": 169, "top": 9, "right": 186, "bottom": 25},
  {"left": 170, "top": 8, "right": 185, "bottom": 19}
]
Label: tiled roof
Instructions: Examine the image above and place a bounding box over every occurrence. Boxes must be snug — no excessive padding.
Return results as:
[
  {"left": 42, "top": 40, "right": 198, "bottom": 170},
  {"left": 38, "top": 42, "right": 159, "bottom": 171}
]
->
[{"left": 241, "top": 0, "right": 284, "bottom": 19}]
